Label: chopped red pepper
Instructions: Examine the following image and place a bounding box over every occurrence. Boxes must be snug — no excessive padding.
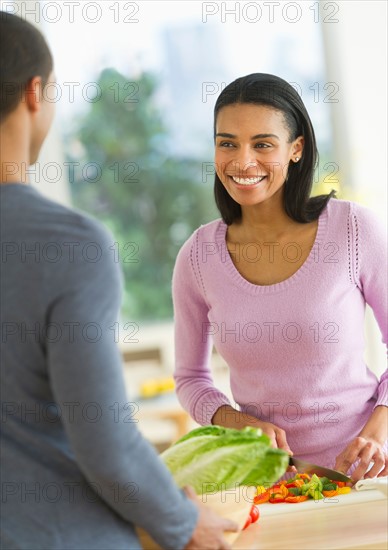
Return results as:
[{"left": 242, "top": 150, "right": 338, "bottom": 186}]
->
[
  {"left": 285, "top": 495, "right": 309, "bottom": 503},
  {"left": 242, "top": 515, "right": 252, "bottom": 530},
  {"left": 254, "top": 491, "right": 270, "bottom": 505},
  {"left": 250, "top": 505, "right": 260, "bottom": 523},
  {"left": 285, "top": 480, "right": 304, "bottom": 488},
  {"left": 270, "top": 484, "right": 288, "bottom": 499},
  {"left": 297, "top": 473, "right": 311, "bottom": 480},
  {"left": 333, "top": 481, "right": 346, "bottom": 488},
  {"left": 269, "top": 496, "right": 286, "bottom": 503}
]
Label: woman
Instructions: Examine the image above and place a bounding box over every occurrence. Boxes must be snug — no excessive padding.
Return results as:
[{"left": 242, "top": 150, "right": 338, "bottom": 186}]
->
[{"left": 172, "top": 73, "right": 387, "bottom": 482}]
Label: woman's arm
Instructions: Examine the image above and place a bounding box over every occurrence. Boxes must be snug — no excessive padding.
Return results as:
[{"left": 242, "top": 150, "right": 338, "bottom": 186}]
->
[
  {"left": 172, "top": 233, "right": 231, "bottom": 425},
  {"left": 335, "top": 204, "right": 388, "bottom": 481}
]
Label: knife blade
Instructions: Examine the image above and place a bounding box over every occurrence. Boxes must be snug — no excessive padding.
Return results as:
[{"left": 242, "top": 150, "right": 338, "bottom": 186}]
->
[{"left": 289, "top": 456, "right": 352, "bottom": 482}]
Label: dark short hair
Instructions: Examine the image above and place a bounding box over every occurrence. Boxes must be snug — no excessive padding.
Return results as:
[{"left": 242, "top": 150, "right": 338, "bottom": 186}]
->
[
  {"left": 0, "top": 11, "right": 53, "bottom": 121},
  {"left": 213, "top": 73, "right": 335, "bottom": 224}
]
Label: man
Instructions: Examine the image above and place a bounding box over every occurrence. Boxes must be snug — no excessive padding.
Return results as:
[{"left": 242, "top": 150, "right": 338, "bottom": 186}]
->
[{"left": 0, "top": 12, "right": 237, "bottom": 549}]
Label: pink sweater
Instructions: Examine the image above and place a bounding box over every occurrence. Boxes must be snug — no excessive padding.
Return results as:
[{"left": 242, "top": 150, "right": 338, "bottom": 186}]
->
[{"left": 172, "top": 199, "right": 387, "bottom": 469}]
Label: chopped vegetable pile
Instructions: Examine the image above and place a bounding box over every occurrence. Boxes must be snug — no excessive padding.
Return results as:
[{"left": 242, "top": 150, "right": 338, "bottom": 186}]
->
[
  {"left": 242, "top": 473, "right": 352, "bottom": 530},
  {"left": 254, "top": 473, "right": 352, "bottom": 505}
]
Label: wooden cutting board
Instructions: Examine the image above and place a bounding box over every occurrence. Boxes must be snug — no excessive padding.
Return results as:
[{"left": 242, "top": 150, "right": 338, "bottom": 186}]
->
[
  {"left": 234, "top": 489, "right": 388, "bottom": 550},
  {"left": 258, "top": 487, "right": 387, "bottom": 517},
  {"left": 136, "top": 485, "right": 256, "bottom": 549}
]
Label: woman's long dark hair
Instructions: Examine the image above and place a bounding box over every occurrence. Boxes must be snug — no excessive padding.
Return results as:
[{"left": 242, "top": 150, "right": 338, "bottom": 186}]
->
[{"left": 213, "top": 73, "right": 335, "bottom": 224}]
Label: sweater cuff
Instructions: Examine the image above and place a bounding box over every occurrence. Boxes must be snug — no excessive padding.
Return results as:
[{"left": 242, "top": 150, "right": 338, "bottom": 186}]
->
[{"left": 374, "top": 373, "right": 388, "bottom": 409}]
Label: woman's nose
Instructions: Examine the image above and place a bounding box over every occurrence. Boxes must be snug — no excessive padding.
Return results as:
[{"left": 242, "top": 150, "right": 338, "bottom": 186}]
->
[{"left": 232, "top": 147, "right": 258, "bottom": 174}]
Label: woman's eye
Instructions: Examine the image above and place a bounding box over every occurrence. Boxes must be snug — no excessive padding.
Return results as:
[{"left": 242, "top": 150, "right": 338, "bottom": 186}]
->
[{"left": 217, "top": 142, "right": 270, "bottom": 149}]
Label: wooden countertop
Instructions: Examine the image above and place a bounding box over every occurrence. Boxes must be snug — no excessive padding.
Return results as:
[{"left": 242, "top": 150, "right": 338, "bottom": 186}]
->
[{"left": 233, "top": 489, "right": 388, "bottom": 550}]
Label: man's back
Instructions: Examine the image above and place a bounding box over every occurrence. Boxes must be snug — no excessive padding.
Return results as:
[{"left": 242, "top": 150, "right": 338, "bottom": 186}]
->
[{"left": 1, "top": 183, "right": 196, "bottom": 549}]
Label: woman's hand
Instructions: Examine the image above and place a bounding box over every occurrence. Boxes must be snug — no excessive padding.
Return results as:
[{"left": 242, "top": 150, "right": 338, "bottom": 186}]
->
[
  {"left": 211, "top": 405, "right": 293, "bottom": 454},
  {"left": 247, "top": 418, "right": 293, "bottom": 454},
  {"left": 335, "top": 436, "right": 388, "bottom": 482},
  {"left": 335, "top": 406, "right": 388, "bottom": 482}
]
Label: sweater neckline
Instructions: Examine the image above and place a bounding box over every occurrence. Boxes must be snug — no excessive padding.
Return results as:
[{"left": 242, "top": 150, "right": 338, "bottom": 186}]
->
[{"left": 214, "top": 203, "right": 329, "bottom": 294}]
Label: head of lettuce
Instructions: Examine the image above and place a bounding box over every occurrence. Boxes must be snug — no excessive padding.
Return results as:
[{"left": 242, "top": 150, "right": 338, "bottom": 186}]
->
[{"left": 160, "top": 425, "right": 289, "bottom": 495}]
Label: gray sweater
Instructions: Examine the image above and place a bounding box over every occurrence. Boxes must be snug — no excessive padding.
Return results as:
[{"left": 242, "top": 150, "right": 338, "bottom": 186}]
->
[{"left": 0, "top": 183, "right": 197, "bottom": 549}]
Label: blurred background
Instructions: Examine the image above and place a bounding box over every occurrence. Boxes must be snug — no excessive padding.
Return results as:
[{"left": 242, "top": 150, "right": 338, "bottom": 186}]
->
[{"left": 2, "top": 0, "right": 386, "bottom": 449}]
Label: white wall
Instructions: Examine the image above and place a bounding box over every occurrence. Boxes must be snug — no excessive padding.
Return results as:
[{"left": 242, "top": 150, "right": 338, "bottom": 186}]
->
[
  {"left": 321, "top": 0, "right": 387, "bottom": 219},
  {"left": 321, "top": 0, "right": 387, "bottom": 376}
]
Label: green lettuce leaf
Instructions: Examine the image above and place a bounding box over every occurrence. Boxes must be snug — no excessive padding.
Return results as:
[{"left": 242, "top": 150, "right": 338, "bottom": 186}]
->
[{"left": 160, "top": 425, "right": 289, "bottom": 494}]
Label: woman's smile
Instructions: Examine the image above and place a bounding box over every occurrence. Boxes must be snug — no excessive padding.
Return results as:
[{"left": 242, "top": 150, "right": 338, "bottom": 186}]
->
[{"left": 229, "top": 174, "right": 267, "bottom": 188}]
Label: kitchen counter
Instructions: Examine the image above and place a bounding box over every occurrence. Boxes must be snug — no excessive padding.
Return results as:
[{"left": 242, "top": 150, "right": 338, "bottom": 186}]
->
[{"left": 233, "top": 488, "right": 388, "bottom": 550}]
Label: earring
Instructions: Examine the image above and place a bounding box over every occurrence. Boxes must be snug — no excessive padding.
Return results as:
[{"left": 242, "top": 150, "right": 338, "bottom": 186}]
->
[{"left": 294, "top": 157, "right": 300, "bottom": 162}]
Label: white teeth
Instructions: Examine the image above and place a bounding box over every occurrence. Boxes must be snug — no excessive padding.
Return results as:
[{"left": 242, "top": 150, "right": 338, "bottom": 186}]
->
[{"left": 232, "top": 176, "right": 265, "bottom": 185}]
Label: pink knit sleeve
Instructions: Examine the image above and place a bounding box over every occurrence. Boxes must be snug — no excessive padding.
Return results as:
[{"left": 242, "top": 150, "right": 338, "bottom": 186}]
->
[
  {"left": 172, "top": 230, "right": 231, "bottom": 425},
  {"left": 351, "top": 203, "right": 388, "bottom": 408},
  {"left": 375, "top": 370, "right": 388, "bottom": 409}
]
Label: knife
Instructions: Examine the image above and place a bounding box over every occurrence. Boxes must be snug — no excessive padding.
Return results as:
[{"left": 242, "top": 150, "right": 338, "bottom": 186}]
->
[{"left": 289, "top": 456, "right": 352, "bottom": 482}]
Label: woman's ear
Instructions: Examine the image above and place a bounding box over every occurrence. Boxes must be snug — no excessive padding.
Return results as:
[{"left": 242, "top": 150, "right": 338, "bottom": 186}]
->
[
  {"left": 293, "top": 135, "right": 305, "bottom": 157},
  {"left": 290, "top": 135, "right": 304, "bottom": 164}
]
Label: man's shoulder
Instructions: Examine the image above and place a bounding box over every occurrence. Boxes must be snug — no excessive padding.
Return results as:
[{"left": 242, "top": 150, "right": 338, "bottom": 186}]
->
[
  {"left": 39, "top": 190, "right": 110, "bottom": 241},
  {"left": 1, "top": 184, "right": 113, "bottom": 245},
  {"left": 54, "top": 202, "right": 113, "bottom": 246}
]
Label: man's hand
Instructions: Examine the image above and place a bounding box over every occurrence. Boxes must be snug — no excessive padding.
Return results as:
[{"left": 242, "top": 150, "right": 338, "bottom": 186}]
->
[{"left": 183, "top": 486, "right": 238, "bottom": 550}]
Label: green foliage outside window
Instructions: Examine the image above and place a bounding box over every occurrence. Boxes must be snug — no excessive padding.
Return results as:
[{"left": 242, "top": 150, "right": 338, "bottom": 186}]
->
[{"left": 65, "top": 68, "right": 217, "bottom": 321}]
